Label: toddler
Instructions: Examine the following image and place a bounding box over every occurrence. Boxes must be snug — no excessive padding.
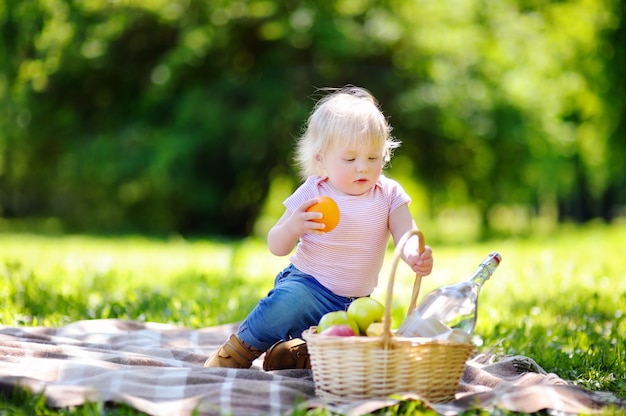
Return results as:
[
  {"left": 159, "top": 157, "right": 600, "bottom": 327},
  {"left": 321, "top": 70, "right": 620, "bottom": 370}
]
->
[{"left": 205, "top": 86, "right": 433, "bottom": 370}]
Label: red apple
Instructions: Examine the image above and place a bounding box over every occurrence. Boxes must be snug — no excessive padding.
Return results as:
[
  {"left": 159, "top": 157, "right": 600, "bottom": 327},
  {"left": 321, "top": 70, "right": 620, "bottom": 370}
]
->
[
  {"left": 321, "top": 324, "right": 356, "bottom": 337},
  {"left": 317, "top": 310, "right": 360, "bottom": 335}
]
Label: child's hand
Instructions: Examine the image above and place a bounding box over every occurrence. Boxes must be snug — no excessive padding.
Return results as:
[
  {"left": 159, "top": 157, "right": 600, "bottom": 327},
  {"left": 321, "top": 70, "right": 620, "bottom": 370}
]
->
[
  {"left": 267, "top": 198, "right": 328, "bottom": 256},
  {"left": 286, "top": 198, "right": 327, "bottom": 236},
  {"left": 404, "top": 244, "right": 433, "bottom": 276}
]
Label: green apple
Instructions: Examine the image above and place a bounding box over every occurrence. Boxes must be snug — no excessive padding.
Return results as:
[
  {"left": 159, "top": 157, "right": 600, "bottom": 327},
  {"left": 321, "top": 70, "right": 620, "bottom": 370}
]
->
[
  {"left": 347, "top": 297, "right": 385, "bottom": 333},
  {"left": 317, "top": 310, "right": 360, "bottom": 335}
]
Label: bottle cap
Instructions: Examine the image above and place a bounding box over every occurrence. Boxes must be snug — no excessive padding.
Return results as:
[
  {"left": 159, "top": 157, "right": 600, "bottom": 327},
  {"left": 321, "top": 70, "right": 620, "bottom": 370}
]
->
[{"left": 489, "top": 251, "right": 502, "bottom": 264}]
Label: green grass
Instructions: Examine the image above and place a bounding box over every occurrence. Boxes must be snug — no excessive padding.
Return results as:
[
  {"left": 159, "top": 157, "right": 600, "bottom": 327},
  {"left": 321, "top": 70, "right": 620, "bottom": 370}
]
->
[
  {"left": 0, "top": 386, "right": 150, "bottom": 415},
  {"left": 1, "top": 223, "right": 625, "bottom": 414}
]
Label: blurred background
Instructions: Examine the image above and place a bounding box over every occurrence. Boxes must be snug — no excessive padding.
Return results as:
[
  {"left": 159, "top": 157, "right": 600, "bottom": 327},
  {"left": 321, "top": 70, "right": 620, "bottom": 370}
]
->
[{"left": 1, "top": 0, "right": 624, "bottom": 243}]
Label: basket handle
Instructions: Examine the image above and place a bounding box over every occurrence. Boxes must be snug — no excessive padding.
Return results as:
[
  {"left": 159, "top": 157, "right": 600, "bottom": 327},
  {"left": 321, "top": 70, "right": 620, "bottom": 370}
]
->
[
  {"left": 407, "top": 236, "right": 426, "bottom": 316},
  {"left": 382, "top": 229, "right": 426, "bottom": 347}
]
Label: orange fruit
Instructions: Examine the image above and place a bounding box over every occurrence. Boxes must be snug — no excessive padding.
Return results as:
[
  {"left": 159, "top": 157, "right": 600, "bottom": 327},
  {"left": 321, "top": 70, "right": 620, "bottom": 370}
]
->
[{"left": 306, "top": 196, "right": 340, "bottom": 232}]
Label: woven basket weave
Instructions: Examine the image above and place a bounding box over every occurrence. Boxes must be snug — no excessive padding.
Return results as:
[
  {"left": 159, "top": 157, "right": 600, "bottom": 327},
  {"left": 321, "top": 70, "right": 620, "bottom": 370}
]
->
[{"left": 302, "top": 230, "right": 475, "bottom": 403}]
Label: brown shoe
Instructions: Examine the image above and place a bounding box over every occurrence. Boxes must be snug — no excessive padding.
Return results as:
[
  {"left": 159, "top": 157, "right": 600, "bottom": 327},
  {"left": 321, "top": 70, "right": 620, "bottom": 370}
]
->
[
  {"left": 204, "top": 334, "right": 262, "bottom": 368},
  {"left": 262, "top": 338, "right": 310, "bottom": 371}
]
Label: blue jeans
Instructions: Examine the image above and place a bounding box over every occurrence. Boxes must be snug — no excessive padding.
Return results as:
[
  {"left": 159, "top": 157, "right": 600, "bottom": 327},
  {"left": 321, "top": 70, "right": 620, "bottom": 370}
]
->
[{"left": 237, "top": 264, "right": 360, "bottom": 351}]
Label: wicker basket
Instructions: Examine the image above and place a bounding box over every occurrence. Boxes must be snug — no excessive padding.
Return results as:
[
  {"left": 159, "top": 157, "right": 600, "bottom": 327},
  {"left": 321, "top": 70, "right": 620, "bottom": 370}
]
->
[{"left": 302, "top": 230, "right": 475, "bottom": 403}]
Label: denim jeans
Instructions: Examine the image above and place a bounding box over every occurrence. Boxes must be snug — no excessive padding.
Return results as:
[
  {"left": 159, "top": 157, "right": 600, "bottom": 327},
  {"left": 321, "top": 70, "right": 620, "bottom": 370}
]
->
[{"left": 237, "top": 264, "right": 359, "bottom": 351}]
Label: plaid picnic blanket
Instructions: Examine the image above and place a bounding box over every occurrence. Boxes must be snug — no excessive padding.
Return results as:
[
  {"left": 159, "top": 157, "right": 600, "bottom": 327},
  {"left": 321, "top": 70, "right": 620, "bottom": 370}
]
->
[{"left": 0, "top": 319, "right": 623, "bottom": 415}]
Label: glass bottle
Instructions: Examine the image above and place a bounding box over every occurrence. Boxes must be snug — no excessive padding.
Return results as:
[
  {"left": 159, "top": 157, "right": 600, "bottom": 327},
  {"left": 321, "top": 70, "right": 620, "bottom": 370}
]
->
[{"left": 397, "top": 251, "right": 502, "bottom": 337}]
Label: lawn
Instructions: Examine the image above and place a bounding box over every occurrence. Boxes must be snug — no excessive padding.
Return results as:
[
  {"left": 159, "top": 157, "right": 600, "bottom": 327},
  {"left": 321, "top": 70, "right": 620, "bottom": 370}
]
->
[{"left": 1, "top": 223, "right": 625, "bottom": 414}]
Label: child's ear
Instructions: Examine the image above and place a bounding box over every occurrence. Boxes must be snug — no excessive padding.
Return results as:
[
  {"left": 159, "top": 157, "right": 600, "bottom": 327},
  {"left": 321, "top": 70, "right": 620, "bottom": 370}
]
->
[{"left": 314, "top": 153, "right": 324, "bottom": 167}]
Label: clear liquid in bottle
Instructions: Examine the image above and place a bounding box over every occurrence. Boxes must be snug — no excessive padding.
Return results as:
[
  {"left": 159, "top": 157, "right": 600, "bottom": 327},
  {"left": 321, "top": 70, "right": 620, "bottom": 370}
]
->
[{"left": 397, "top": 251, "right": 502, "bottom": 339}]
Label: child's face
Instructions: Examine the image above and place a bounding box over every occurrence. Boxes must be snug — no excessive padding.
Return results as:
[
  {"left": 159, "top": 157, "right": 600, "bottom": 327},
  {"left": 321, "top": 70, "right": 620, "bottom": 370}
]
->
[{"left": 318, "top": 143, "right": 385, "bottom": 196}]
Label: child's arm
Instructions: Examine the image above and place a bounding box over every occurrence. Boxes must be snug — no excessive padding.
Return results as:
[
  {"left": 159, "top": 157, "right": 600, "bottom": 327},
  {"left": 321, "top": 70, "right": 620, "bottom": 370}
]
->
[
  {"left": 389, "top": 204, "right": 433, "bottom": 276},
  {"left": 267, "top": 198, "right": 325, "bottom": 256}
]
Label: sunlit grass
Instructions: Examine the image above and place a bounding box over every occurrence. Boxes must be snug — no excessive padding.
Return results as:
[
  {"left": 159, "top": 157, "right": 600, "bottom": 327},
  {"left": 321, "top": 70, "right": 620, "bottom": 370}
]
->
[
  {"left": 0, "top": 234, "right": 276, "bottom": 328},
  {"left": 1, "top": 223, "right": 625, "bottom": 414}
]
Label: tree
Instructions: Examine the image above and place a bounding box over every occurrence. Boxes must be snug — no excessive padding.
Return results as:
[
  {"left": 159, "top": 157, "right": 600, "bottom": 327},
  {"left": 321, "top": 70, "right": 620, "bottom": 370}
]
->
[{"left": 0, "top": 0, "right": 624, "bottom": 237}]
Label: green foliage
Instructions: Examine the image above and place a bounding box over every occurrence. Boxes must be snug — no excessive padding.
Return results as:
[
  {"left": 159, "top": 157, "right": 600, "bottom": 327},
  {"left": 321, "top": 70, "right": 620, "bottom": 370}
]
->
[{"left": 0, "top": 0, "right": 624, "bottom": 237}]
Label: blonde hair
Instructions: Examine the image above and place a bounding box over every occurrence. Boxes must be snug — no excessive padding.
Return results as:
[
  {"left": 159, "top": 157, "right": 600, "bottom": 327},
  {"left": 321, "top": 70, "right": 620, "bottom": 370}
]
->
[{"left": 295, "top": 86, "right": 400, "bottom": 180}]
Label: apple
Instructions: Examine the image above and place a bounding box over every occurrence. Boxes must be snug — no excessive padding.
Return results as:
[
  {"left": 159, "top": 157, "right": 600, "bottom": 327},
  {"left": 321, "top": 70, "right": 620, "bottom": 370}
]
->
[
  {"left": 321, "top": 324, "right": 356, "bottom": 337},
  {"left": 365, "top": 322, "right": 384, "bottom": 337},
  {"left": 317, "top": 310, "right": 360, "bottom": 335},
  {"left": 347, "top": 297, "right": 385, "bottom": 333}
]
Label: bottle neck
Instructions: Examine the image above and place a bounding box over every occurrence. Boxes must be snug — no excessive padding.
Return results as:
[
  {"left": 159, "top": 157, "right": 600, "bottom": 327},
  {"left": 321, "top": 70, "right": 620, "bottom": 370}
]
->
[
  {"left": 469, "top": 252, "right": 501, "bottom": 287},
  {"left": 469, "top": 264, "right": 492, "bottom": 286}
]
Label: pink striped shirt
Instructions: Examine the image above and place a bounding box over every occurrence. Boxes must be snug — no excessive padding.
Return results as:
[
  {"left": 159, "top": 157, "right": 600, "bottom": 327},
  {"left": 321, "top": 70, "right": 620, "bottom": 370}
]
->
[{"left": 284, "top": 175, "right": 411, "bottom": 297}]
